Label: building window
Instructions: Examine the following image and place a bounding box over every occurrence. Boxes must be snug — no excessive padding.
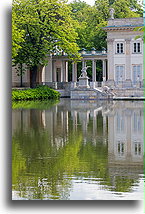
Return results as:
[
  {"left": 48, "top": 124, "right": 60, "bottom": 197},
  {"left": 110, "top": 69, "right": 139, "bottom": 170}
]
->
[
  {"left": 132, "top": 65, "right": 141, "bottom": 83},
  {"left": 134, "top": 142, "right": 141, "bottom": 156},
  {"left": 116, "top": 43, "right": 124, "bottom": 54},
  {"left": 116, "top": 112, "right": 124, "bottom": 133},
  {"left": 133, "top": 42, "right": 141, "bottom": 53},
  {"left": 115, "top": 65, "right": 124, "bottom": 83},
  {"left": 117, "top": 142, "right": 125, "bottom": 156}
]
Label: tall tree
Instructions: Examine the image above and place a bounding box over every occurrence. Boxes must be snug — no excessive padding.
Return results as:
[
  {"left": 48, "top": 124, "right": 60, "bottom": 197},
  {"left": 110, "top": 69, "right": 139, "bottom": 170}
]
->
[
  {"left": 109, "top": 0, "right": 143, "bottom": 15},
  {"left": 69, "top": 0, "right": 143, "bottom": 51},
  {"left": 111, "top": 0, "right": 141, "bottom": 18},
  {"left": 12, "top": 0, "right": 80, "bottom": 88},
  {"left": 12, "top": 10, "right": 24, "bottom": 58},
  {"left": 69, "top": 1, "right": 107, "bottom": 50}
]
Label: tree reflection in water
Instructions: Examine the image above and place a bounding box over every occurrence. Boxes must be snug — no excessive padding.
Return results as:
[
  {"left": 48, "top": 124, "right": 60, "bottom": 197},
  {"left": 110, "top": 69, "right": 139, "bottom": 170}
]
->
[{"left": 12, "top": 100, "right": 144, "bottom": 200}]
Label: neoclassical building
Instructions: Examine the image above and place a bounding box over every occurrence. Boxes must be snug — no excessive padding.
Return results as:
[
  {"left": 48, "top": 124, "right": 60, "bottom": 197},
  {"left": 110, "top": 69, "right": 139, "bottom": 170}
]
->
[
  {"left": 104, "top": 17, "right": 144, "bottom": 89},
  {"left": 12, "top": 16, "right": 144, "bottom": 97}
]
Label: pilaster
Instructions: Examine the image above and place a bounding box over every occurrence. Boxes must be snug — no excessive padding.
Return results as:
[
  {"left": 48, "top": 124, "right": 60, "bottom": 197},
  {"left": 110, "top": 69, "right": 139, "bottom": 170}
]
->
[
  {"left": 107, "top": 39, "right": 114, "bottom": 80},
  {"left": 125, "top": 39, "right": 131, "bottom": 80}
]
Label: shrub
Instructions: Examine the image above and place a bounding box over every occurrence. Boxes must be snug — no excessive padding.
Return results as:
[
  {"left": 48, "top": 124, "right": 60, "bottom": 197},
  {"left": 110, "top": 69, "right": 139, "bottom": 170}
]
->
[{"left": 12, "top": 86, "right": 60, "bottom": 101}]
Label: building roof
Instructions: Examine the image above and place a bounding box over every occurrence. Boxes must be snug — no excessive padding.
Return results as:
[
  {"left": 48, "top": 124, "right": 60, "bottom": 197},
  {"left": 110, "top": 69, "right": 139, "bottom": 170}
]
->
[
  {"left": 104, "top": 24, "right": 143, "bottom": 29},
  {"left": 103, "top": 17, "right": 144, "bottom": 31}
]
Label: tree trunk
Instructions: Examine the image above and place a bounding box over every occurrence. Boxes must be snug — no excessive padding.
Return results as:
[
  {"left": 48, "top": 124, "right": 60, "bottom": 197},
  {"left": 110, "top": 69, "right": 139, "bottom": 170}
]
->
[
  {"left": 30, "top": 65, "right": 38, "bottom": 88},
  {"left": 20, "top": 63, "right": 23, "bottom": 87}
]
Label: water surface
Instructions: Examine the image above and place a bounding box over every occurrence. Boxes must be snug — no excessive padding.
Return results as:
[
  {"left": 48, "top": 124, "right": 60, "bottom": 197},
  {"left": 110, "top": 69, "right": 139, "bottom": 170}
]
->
[{"left": 12, "top": 99, "right": 144, "bottom": 200}]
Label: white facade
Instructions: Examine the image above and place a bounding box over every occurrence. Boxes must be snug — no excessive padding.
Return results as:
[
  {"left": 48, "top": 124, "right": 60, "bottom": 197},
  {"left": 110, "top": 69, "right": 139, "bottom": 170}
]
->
[{"left": 104, "top": 17, "right": 144, "bottom": 88}]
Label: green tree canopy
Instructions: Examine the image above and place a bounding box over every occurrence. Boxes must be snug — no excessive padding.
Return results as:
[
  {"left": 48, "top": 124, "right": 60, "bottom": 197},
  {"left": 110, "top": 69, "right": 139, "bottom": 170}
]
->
[
  {"left": 69, "top": 0, "right": 143, "bottom": 50},
  {"left": 12, "top": 0, "right": 80, "bottom": 87},
  {"left": 69, "top": 1, "right": 107, "bottom": 50},
  {"left": 12, "top": 10, "right": 25, "bottom": 58}
]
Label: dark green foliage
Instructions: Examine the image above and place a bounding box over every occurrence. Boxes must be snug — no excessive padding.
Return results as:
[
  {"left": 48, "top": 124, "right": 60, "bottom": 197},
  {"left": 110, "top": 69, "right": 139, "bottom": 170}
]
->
[{"left": 12, "top": 85, "right": 60, "bottom": 101}]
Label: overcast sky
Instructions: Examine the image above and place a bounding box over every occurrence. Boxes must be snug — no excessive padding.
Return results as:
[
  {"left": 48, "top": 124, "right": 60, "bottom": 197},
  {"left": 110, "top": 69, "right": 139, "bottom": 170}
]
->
[
  {"left": 68, "top": 0, "right": 95, "bottom": 6},
  {"left": 82, "top": 0, "right": 95, "bottom": 5},
  {"left": 68, "top": 0, "right": 143, "bottom": 6}
]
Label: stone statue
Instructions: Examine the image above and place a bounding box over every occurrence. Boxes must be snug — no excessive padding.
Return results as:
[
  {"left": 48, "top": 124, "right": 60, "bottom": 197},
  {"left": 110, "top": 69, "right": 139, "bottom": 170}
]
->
[
  {"left": 109, "top": 8, "right": 115, "bottom": 19},
  {"left": 81, "top": 66, "right": 90, "bottom": 78}
]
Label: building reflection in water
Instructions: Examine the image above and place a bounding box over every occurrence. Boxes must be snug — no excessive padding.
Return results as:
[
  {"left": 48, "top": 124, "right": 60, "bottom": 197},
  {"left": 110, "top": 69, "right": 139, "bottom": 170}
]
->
[
  {"left": 107, "top": 101, "right": 143, "bottom": 164},
  {"left": 12, "top": 100, "right": 144, "bottom": 169},
  {"left": 12, "top": 100, "right": 144, "bottom": 199},
  {"left": 106, "top": 101, "right": 143, "bottom": 187}
]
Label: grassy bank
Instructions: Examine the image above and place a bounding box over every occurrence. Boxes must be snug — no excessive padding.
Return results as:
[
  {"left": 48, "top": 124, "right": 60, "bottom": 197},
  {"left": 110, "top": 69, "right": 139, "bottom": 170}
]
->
[
  {"left": 12, "top": 100, "right": 59, "bottom": 109},
  {"left": 12, "top": 86, "right": 60, "bottom": 101}
]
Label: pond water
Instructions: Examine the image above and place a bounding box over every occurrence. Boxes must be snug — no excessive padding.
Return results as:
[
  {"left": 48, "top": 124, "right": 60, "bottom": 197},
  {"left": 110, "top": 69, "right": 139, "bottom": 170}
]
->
[{"left": 12, "top": 99, "right": 144, "bottom": 200}]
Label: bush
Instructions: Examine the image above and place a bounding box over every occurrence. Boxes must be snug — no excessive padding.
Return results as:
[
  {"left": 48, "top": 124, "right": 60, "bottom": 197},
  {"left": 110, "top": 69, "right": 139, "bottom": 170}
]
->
[{"left": 12, "top": 86, "right": 60, "bottom": 101}]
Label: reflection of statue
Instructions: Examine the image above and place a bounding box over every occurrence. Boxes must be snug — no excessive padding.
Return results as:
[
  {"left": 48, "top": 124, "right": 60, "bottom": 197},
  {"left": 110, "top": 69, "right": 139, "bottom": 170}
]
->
[
  {"left": 109, "top": 8, "right": 115, "bottom": 19},
  {"left": 81, "top": 66, "right": 90, "bottom": 77}
]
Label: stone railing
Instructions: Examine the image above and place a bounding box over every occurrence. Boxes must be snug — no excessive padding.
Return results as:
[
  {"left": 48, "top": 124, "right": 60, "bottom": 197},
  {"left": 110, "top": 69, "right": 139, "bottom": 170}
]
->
[
  {"left": 43, "top": 82, "right": 72, "bottom": 90},
  {"left": 106, "top": 80, "right": 144, "bottom": 89},
  {"left": 43, "top": 80, "right": 143, "bottom": 90}
]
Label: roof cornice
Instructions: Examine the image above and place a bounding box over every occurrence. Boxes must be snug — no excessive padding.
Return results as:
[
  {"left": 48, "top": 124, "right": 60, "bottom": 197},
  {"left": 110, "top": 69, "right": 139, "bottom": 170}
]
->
[{"left": 103, "top": 24, "right": 144, "bottom": 31}]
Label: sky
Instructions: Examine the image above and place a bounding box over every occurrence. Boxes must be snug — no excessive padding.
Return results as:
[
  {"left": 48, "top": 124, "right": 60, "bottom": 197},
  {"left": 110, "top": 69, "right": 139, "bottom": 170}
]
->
[
  {"left": 68, "top": 0, "right": 143, "bottom": 6},
  {"left": 68, "top": 0, "right": 95, "bottom": 6}
]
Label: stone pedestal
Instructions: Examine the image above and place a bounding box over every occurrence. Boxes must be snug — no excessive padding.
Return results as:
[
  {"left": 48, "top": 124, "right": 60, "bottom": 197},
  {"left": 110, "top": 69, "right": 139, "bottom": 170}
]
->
[
  {"left": 71, "top": 82, "right": 77, "bottom": 89},
  {"left": 78, "top": 76, "right": 90, "bottom": 88},
  {"left": 102, "top": 77, "right": 106, "bottom": 87},
  {"left": 90, "top": 81, "right": 96, "bottom": 88}
]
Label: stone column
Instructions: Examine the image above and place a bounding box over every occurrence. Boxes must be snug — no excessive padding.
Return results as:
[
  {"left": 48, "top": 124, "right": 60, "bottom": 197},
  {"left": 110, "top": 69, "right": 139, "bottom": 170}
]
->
[
  {"left": 65, "top": 61, "right": 68, "bottom": 82},
  {"left": 82, "top": 60, "right": 86, "bottom": 68},
  {"left": 102, "top": 59, "right": 107, "bottom": 82},
  {"left": 42, "top": 55, "right": 53, "bottom": 84},
  {"left": 92, "top": 60, "right": 96, "bottom": 81},
  {"left": 72, "top": 62, "right": 77, "bottom": 88},
  {"left": 42, "top": 66, "right": 46, "bottom": 84},
  {"left": 62, "top": 60, "right": 68, "bottom": 82},
  {"left": 52, "top": 60, "right": 56, "bottom": 82},
  {"left": 92, "top": 60, "right": 96, "bottom": 88},
  {"left": 61, "top": 60, "right": 65, "bottom": 82}
]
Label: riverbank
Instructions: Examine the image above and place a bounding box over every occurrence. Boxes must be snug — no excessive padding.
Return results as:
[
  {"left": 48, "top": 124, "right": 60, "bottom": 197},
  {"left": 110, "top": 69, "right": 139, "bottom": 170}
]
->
[
  {"left": 12, "top": 99, "right": 59, "bottom": 109},
  {"left": 12, "top": 86, "right": 60, "bottom": 101}
]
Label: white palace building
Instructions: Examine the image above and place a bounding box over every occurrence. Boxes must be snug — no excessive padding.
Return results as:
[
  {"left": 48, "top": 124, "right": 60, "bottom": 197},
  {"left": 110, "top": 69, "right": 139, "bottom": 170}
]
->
[{"left": 12, "top": 16, "right": 144, "bottom": 98}]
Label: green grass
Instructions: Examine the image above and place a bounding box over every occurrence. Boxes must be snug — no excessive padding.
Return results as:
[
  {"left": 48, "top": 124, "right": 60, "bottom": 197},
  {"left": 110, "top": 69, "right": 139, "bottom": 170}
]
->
[
  {"left": 12, "top": 100, "right": 59, "bottom": 109},
  {"left": 12, "top": 85, "right": 60, "bottom": 101}
]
